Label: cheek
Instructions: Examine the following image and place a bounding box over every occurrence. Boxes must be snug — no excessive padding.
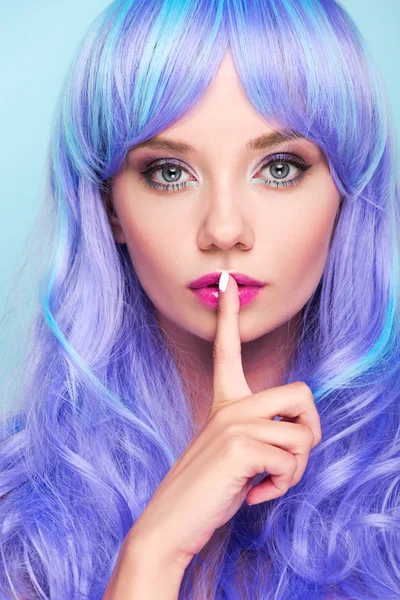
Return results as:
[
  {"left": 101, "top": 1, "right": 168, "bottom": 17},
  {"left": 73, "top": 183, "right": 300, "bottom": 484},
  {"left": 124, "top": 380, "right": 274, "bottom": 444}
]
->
[
  {"left": 267, "top": 191, "right": 339, "bottom": 295},
  {"left": 121, "top": 206, "right": 185, "bottom": 285}
]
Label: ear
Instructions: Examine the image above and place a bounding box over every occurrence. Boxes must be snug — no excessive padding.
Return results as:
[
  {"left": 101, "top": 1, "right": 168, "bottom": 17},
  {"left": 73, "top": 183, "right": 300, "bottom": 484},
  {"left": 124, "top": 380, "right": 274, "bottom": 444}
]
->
[{"left": 103, "top": 184, "right": 127, "bottom": 245}]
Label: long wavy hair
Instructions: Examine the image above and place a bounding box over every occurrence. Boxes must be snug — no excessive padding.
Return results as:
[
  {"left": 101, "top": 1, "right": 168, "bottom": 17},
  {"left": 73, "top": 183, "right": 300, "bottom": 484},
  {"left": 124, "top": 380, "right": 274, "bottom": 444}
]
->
[{"left": 1, "top": 0, "right": 399, "bottom": 598}]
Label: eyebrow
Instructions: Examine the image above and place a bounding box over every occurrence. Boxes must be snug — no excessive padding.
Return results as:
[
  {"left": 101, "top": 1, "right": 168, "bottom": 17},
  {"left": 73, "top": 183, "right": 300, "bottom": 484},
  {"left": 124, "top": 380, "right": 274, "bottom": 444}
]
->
[{"left": 131, "top": 130, "right": 304, "bottom": 155}]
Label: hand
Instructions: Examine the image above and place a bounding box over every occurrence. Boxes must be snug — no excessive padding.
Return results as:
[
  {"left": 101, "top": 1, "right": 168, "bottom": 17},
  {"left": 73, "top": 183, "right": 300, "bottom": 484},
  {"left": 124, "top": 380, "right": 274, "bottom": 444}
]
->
[{"left": 128, "top": 273, "right": 322, "bottom": 570}]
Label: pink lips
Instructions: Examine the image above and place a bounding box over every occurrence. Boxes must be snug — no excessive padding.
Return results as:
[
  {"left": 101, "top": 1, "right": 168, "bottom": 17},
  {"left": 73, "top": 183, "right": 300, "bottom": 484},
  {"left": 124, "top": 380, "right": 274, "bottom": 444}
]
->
[
  {"left": 189, "top": 271, "right": 264, "bottom": 289},
  {"left": 189, "top": 271, "right": 266, "bottom": 308}
]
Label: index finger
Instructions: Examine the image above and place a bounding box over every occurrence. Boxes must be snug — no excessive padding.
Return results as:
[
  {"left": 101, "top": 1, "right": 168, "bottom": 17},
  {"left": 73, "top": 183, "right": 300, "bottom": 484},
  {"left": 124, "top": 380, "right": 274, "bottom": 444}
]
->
[{"left": 209, "top": 271, "right": 252, "bottom": 419}]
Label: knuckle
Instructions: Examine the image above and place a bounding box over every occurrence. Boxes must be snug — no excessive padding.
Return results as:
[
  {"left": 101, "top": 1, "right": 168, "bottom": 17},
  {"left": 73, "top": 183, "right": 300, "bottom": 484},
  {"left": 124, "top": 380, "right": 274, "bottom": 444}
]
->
[
  {"left": 291, "top": 472, "right": 301, "bottom": 486},
  {"left": 312, "top": 423, "right": 323, "bottom": 446},
  {"left": 294, "top": 381, "right": 313, "bottom": 399},
  {"left": 212, "top": 343, "right": 221, "bottom": 364},
  {"left": 211, "top": 405, "right": 230, "bottom": 427},
  {"left": 278, "top": 477, "right": 293, "bottom": 495},
  {"left": 225, "top": 432, "right": 249, "bottom": 455},
  {"left": 223, "top": 422, "right": 243, "bottom": 439},
  {"left": 300, "top": 424, "right": 315, "bottom": 448},
  {"left": 213, "top": 342, "right": 241, "bottom": 366},
  {"left": 287, "top": 453, "right": 298, "bottom": 476},
  {"left": 212, "top": 344, "right": 229, "bottom": 365}
]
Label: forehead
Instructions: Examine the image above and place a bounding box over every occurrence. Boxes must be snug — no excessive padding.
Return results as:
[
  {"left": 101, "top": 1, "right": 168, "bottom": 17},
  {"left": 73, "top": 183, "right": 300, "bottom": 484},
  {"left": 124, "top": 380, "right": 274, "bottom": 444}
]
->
[{"left": 128, "top": 51, "right": 324, "bottom": 162}]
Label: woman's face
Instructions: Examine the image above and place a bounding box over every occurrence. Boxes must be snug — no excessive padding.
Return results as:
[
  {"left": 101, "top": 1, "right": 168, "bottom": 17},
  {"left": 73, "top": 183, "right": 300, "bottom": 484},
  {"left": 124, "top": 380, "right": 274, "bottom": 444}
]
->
[{"left": 108, "top": 51, "right": 341, "bottom": 345}]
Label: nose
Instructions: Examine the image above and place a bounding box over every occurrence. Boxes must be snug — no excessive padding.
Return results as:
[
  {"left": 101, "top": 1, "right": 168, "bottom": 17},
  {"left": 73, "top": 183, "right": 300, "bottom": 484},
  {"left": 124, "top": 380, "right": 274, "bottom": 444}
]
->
[{"left": 198, "top": 182, "right": 254, "bottom": 251}]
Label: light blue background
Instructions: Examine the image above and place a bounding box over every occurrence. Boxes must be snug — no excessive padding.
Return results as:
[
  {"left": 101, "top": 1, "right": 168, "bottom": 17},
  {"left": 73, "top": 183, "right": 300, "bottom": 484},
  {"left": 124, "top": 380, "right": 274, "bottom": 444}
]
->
[{"left": 0, "top": 1, "right": 399, "bottom": 388}]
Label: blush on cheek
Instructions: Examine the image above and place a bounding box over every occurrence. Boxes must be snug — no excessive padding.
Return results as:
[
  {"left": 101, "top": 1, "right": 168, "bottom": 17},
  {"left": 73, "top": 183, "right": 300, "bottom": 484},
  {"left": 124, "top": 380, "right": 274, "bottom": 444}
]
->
[
  {"left": 302, "top": 232, "right": 333, "bottom": 288},
  {"left": 280, "top": 214, "right": 335, "bottom": 298}
]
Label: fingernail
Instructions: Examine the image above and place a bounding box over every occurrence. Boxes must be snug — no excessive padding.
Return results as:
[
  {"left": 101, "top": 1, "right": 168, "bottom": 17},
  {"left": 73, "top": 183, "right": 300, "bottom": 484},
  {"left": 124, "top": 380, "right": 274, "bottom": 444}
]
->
[{"left": 219, "top": 271, "right": 229, "bottom": 293}]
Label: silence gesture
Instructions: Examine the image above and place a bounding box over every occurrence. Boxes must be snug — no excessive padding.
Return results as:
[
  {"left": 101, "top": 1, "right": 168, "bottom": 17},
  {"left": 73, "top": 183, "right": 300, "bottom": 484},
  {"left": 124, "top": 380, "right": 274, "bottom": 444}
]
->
[{"left": 110, "top": 271, "right": 322, "bottom": 587}]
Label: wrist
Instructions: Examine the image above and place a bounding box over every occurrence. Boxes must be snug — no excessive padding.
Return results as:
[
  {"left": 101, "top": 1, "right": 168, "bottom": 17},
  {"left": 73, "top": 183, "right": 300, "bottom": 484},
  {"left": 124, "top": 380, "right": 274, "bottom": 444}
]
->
[
  {"left": 125, "top": 534, "right": 188, "bottom": 600},
  {"left": 126, "top": 526, "right": 193, "bottom": 573},
  {"left": 102, "top": 533, "right": 188, "bottom": 600}
]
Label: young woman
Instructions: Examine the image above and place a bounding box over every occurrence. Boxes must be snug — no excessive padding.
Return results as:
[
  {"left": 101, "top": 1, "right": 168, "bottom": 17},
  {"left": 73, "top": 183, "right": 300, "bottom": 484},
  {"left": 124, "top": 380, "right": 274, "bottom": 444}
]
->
[{"left": 1, "top": 0, "right": 399, "bottom": 598}]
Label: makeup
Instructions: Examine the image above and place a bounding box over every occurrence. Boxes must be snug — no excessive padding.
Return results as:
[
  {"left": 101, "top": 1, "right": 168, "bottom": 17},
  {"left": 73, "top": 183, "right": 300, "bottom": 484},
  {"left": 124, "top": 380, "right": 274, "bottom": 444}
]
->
[
  {"left": 189, "top": 271, "right": 266, "bottom": 308},
  {"left": 190, "top": 285, "right": 263, "bottom": 308}
]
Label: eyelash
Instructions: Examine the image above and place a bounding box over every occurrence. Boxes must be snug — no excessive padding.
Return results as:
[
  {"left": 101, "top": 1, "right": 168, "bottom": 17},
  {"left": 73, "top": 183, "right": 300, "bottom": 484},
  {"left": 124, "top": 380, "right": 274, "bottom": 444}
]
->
[{"left": 139, "top": 153, "right": 312, "bottom": 193}]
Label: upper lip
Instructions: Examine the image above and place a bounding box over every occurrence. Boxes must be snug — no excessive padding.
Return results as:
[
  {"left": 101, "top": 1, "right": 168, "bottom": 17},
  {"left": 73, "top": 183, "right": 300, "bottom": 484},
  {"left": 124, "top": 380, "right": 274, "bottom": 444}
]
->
[{"left": 189, "top": 271, "right": 266, "bottom": 289}]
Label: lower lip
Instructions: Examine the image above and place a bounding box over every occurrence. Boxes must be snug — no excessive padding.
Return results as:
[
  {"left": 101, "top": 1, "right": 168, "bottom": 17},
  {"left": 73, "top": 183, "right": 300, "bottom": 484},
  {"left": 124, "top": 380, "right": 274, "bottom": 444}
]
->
[{"left": 190, "top": 285, "right": 264, "bottom": 308}]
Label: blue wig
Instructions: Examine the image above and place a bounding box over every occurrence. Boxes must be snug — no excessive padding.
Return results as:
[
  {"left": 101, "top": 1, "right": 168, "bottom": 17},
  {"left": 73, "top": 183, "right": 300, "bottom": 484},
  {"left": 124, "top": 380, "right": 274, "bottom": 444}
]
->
[{"left": 1, "top": 0, "right": 400, "bottom": 598}]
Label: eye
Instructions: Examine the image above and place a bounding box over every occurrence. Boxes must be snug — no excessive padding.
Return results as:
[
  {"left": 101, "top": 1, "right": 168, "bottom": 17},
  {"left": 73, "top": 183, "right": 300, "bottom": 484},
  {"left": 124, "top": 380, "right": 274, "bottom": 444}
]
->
[
  {"left": 254, "top": 153, "right": 312, "bottom": 189},
  {"left": 139, "top": 158, "right": 197, "bottom": 193},
  {"left": 139, "top": 153, "right": 312, "bottom": 193}
]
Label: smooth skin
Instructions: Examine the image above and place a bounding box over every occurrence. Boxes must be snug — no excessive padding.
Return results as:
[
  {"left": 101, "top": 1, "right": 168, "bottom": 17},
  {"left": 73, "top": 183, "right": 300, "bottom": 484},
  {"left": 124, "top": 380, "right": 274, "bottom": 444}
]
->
[
  {"left": 103, "top": 273, "right": 322, "bottom": 598},
  {"left": 107, "top": 49, "right": 341, "bottom": 432},
  {"left": 108, "top": 52, "right": 341, "bottom": 431},
  {"left": 103, "top": 48, "right": 336, "bottom": 596},
  {"left": 129, "top": 273, "right": 322, "bottom": 562}
]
